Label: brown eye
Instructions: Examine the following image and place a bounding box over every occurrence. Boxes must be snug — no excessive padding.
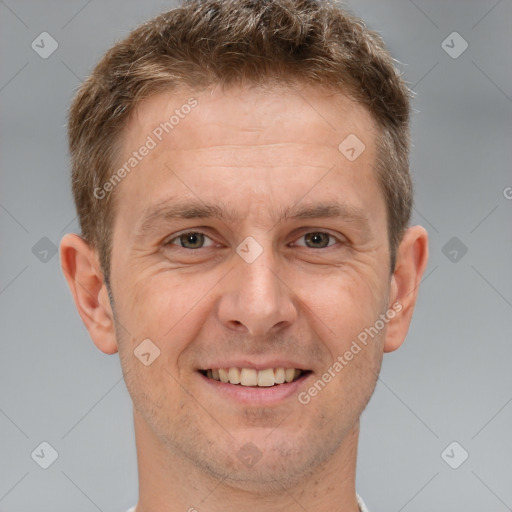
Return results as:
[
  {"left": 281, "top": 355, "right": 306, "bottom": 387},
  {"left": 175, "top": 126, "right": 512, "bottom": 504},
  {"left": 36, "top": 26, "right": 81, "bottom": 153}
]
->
[
  {"left": 302, "top": 232, "right": 334, "bottom": 248},
  {"left": 169, "top": 232, "right": 212, "bottom": 249}
]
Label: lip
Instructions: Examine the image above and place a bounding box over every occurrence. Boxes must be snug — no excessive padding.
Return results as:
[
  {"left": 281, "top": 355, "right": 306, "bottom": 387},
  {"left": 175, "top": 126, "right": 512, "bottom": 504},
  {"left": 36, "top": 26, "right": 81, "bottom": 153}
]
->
[
  {"left": 197, "top": 360, "right": 310, "bottom": 371},
  {"left": 198, "top": 370, "right": 313, "bottom": 406}
]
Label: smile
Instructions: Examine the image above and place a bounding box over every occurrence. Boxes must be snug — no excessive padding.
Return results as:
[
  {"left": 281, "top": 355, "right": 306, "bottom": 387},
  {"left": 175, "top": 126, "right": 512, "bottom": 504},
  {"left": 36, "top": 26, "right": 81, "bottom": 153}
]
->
[{"left": 199, "top": 367, "right": 310, "bottom": 387}]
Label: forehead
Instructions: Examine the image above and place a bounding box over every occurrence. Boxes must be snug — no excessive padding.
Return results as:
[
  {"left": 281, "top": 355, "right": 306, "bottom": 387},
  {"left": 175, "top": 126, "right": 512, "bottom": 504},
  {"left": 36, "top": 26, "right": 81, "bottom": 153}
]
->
[
  {"left": 125, "top": 83, "right": 376, "bottom": 152},
  {"left": 111, "top": 83, "right": 382, "bottom": 234}
]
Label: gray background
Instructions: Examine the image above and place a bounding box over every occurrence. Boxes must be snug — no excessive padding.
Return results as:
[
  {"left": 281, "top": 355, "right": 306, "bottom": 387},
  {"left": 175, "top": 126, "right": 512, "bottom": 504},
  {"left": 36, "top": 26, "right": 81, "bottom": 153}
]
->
[{"left": 1, "top": 0, "right": 511, "bottom": 511}]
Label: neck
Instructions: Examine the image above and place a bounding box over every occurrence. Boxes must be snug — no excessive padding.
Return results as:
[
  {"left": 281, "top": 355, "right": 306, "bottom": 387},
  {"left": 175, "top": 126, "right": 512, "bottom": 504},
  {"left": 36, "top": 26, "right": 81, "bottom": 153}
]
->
[{"left": 132, "top": 410, "right": 361, "bottom": 512}]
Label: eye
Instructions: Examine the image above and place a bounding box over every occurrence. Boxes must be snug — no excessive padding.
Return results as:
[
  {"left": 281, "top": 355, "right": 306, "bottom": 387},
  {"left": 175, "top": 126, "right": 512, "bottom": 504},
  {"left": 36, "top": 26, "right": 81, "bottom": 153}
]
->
[
  {"left": 295, "top": 232, "right": 338, "bottom": 249},
  {"left": 167, "top": 231, "right": 215, "bottom": 249},
  {"left": 165, "top": 230, "right": 340, "bottom": 250}
]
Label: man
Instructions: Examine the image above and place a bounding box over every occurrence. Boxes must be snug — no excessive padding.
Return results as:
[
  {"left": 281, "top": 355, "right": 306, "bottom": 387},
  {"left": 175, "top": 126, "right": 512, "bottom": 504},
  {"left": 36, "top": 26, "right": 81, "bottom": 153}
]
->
[{"left": 60, "top": 0, "right": 428, "bottom": 510}]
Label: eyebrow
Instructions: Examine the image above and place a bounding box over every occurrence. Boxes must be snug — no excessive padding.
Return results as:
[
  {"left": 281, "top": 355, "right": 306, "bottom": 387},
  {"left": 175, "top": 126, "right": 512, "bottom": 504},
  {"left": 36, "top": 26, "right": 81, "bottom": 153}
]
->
[{"left": 136, "top": 198, "right": 370, "bottom": 236}]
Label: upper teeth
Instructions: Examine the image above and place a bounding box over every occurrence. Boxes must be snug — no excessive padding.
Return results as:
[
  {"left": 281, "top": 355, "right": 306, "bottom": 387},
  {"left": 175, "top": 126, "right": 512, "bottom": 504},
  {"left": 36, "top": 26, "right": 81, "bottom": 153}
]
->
[{"left": 205, "top": 367, "right": 302, "bottom": 386}]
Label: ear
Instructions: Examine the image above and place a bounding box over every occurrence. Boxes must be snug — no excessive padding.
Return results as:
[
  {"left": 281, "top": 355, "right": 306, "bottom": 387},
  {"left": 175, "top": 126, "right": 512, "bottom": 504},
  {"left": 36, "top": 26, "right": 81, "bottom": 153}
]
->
[
  {"left": 383, "top": 225, "right": 429, "bottom": 353},
  {"left": 59, "top": 233, "right": 118, "bottom": 355}
]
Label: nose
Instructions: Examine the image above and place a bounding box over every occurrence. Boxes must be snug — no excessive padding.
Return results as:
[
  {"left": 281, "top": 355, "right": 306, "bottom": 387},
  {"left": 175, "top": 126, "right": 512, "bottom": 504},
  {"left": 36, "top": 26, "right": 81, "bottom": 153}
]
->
[{"left": 216, "top": 247, "right": 297, "bottom": 336}]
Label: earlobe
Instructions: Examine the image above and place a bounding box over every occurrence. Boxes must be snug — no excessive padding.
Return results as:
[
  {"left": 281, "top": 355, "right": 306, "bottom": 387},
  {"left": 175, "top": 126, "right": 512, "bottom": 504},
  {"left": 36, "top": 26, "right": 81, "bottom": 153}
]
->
[
  {"left": 59, "top": 233, "right": 118, "bottom": 355},
  {"left": 383, "top": 225, "right": 429, "bottom": 353}
]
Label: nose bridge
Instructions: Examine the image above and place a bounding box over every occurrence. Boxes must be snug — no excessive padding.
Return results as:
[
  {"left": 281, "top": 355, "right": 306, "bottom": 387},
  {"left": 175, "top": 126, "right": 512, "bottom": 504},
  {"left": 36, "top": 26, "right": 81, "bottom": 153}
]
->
[
  {"left": 217, "top": 238, "right": 296, "bottom": 335},
  {"left": 237, "top": 239, "right": 280, "bottom": 310},
  {"left": 241, "top": 257, "right": 279, "bottom": 308}
]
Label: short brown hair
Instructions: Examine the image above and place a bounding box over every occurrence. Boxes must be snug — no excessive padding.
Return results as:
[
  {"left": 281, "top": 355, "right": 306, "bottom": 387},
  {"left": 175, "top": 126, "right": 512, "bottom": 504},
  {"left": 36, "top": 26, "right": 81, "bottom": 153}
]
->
[{"left": 68, "top": 0, "right": 413, "bottom": 285}]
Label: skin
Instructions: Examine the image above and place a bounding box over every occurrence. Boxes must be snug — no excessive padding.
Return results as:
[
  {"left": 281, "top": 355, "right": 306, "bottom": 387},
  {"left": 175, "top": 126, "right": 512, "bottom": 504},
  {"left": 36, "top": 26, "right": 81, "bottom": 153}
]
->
[{"left": 60, "top": 83, "right": 428, "bottom": 512}]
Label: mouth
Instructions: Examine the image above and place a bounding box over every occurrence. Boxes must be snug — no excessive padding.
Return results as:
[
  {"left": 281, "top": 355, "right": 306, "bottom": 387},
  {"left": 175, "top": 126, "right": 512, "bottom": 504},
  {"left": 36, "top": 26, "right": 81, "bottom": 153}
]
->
[{"left": 198, "top": 367, "right": 311, "bottom": 387}]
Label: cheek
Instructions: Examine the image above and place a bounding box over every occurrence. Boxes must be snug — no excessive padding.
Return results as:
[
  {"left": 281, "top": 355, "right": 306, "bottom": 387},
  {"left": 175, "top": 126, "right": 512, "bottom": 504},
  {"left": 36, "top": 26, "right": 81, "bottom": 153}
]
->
[
  {"left": 120, "top": 344, "right": 187, "bottom": 435},
  {"left": 114, "top": 280, "right": 197, "bottom": 422},
  {"left": 294, "top": 264, "right": 387, "bottom": 348},
  {"left": 115, "top": 270, "right": 218, "bottom": 363}
]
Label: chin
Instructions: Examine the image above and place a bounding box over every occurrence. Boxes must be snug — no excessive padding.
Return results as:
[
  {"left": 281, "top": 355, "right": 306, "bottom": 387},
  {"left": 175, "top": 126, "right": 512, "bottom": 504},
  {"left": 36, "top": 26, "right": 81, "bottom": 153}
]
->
[
  {"left": 196, "top": 436, "right": 329, "bottom": 494},
  {"left": 217, "top": 460, "right": 313, "bottom": 494}
]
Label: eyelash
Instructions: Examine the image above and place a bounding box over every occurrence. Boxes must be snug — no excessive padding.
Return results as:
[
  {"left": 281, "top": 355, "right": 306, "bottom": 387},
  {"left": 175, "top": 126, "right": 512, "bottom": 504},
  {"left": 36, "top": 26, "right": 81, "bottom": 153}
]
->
[{"left": 165, "top": 230, "right": 342, "bottom": 249}]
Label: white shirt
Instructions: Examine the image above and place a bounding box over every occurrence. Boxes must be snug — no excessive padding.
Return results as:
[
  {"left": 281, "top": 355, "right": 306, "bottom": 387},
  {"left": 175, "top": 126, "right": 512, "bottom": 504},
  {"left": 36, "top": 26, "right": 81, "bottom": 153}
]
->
[
  {"left": 357, "top": 492, "right": 370, "bottom": 512},
  {"left": 126, "top": 493, "right": 370, "bottom": 511}
]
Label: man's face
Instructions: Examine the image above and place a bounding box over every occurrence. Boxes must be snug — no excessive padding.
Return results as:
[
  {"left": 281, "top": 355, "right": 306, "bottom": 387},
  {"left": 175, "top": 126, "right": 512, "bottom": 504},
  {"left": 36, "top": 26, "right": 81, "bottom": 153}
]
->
[{"left": 109, "top": 84, "right": 393, "bottom": 489}]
